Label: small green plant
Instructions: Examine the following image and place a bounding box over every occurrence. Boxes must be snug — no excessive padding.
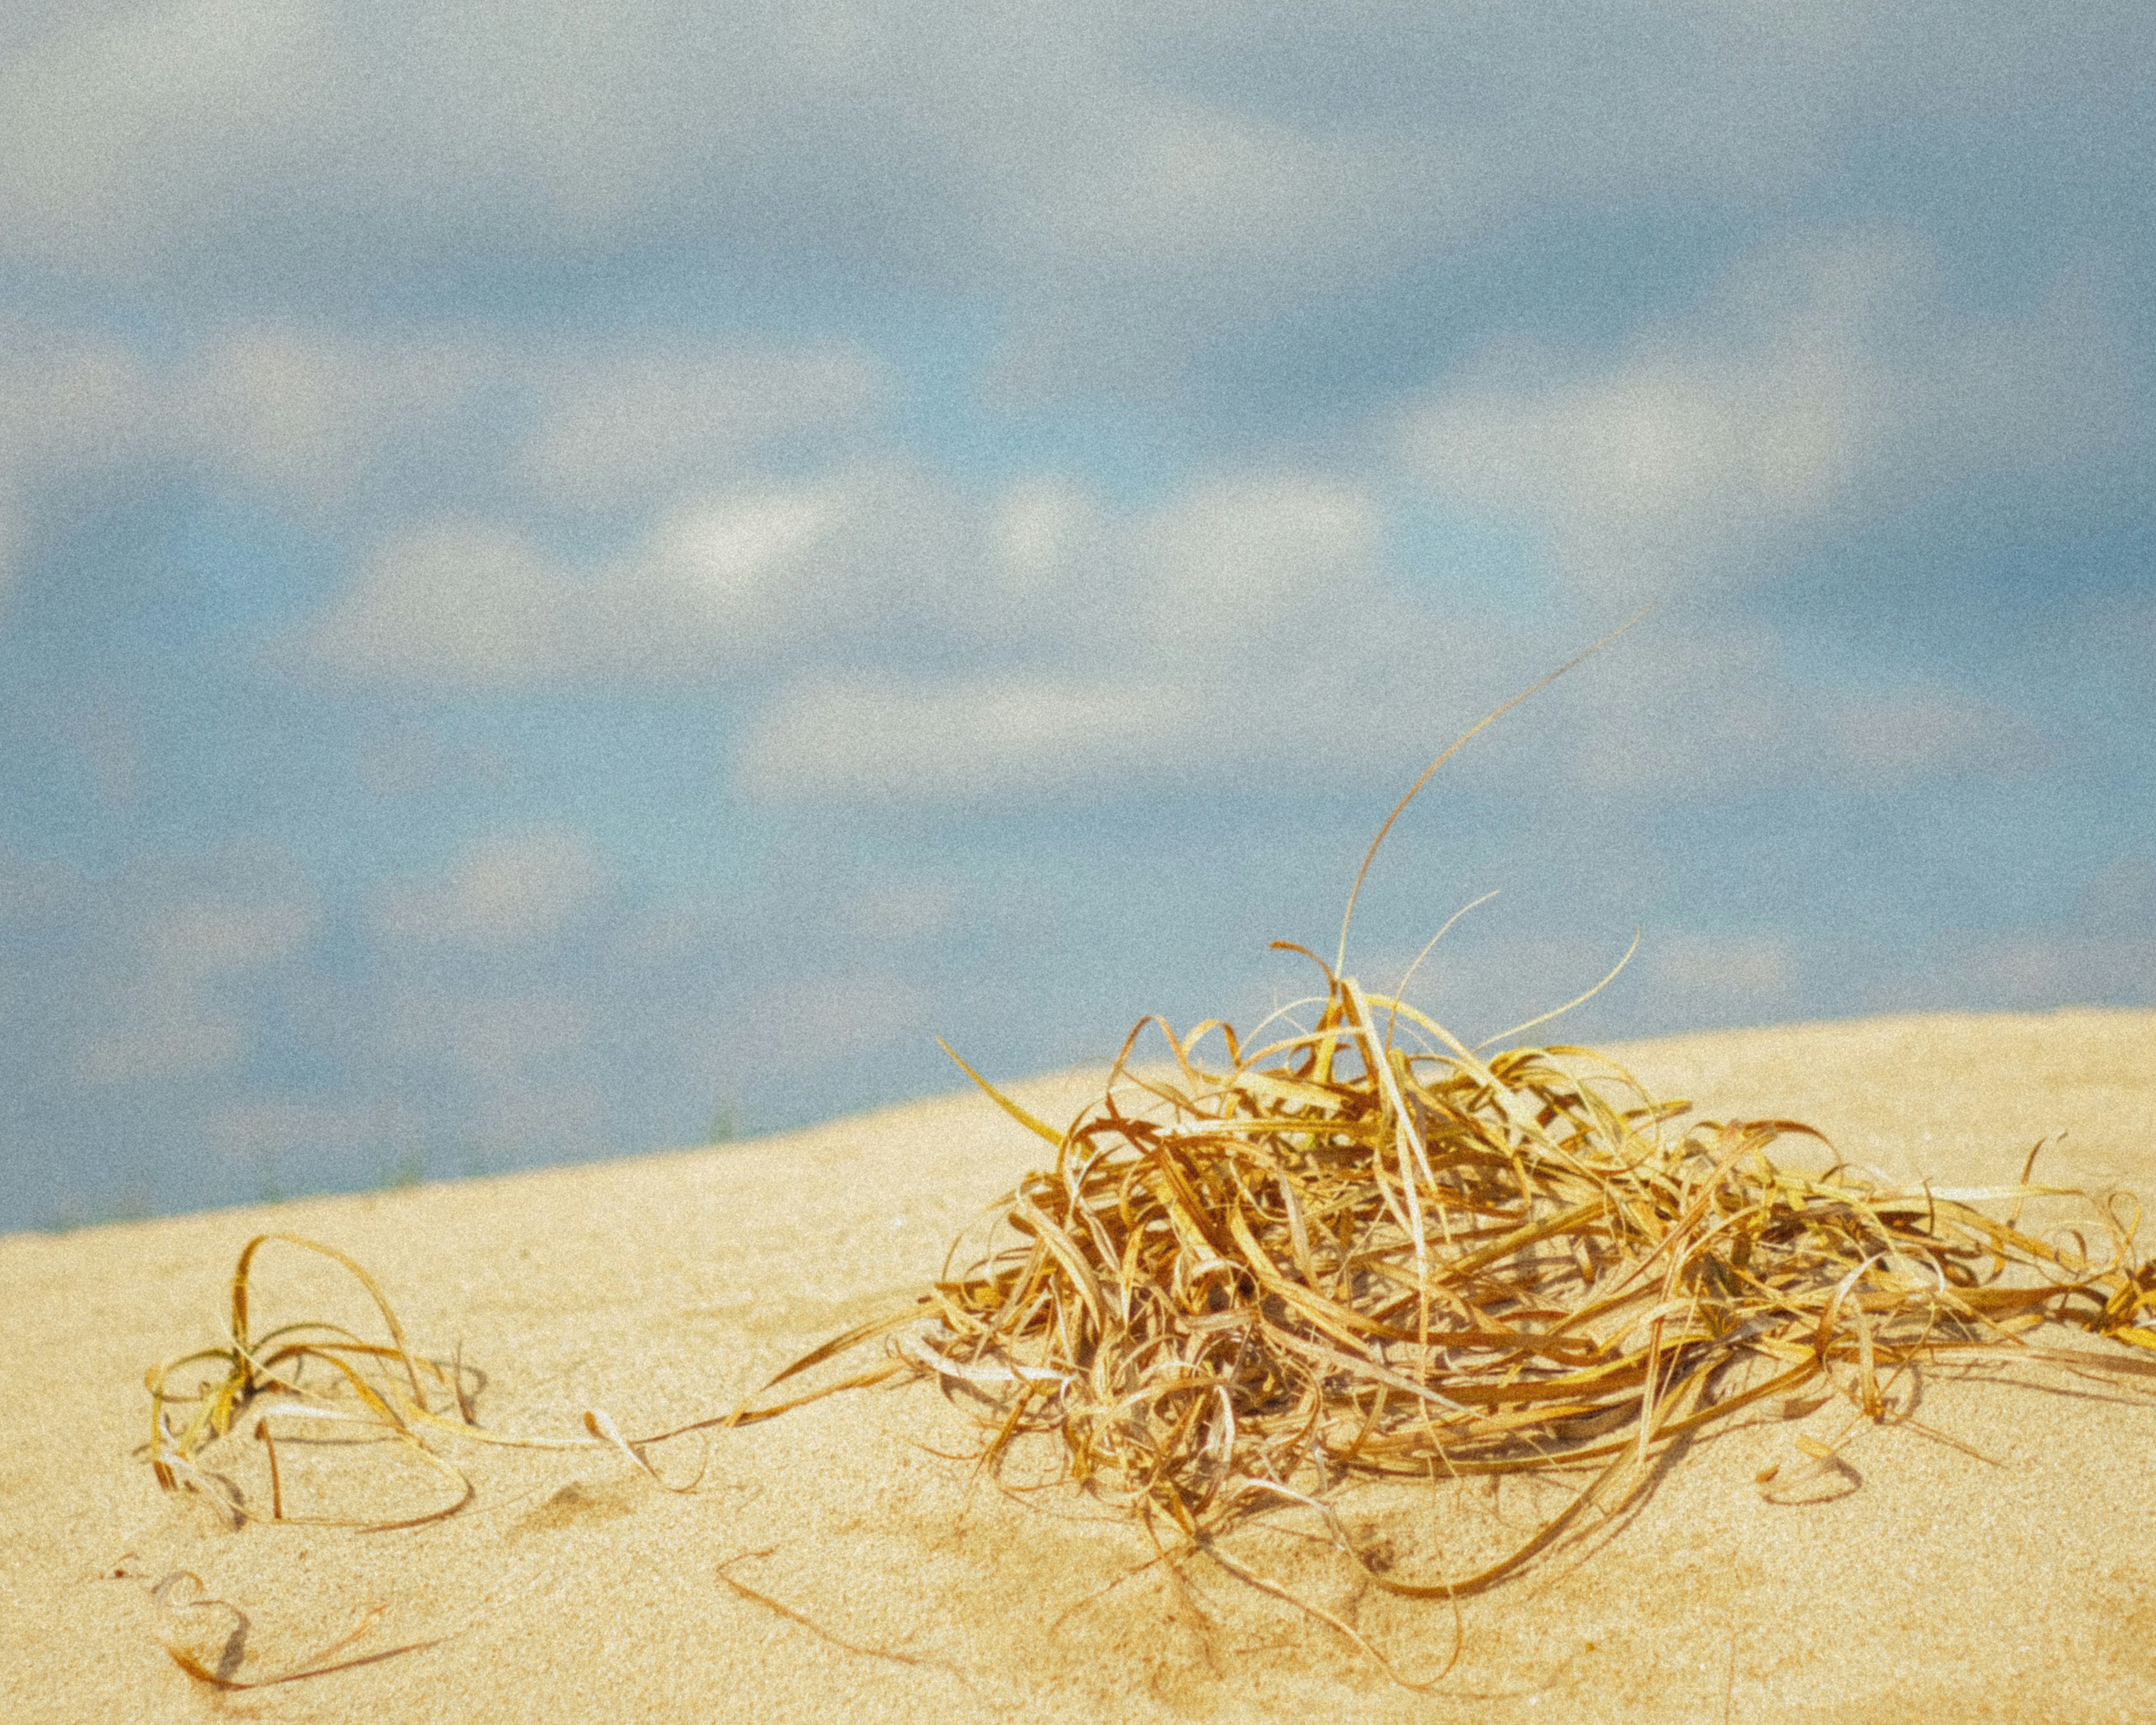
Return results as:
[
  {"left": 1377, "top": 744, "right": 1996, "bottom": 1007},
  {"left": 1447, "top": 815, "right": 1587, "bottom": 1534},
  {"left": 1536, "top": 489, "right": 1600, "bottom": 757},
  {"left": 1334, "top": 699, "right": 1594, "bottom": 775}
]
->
[
  {"left": 45, "top": 1180, "right": 156, "bottom": 1233},
  {"left": 248, "top": 1149, "right": 285, "bottom": 1206}
]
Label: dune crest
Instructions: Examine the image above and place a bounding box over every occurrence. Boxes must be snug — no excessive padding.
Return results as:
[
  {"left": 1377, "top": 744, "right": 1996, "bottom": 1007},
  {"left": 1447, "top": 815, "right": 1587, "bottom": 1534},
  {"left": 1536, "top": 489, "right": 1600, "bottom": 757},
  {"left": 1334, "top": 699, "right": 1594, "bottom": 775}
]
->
[{"left": 4, "top": 1008, "right": 2153, "bottom": 1723}]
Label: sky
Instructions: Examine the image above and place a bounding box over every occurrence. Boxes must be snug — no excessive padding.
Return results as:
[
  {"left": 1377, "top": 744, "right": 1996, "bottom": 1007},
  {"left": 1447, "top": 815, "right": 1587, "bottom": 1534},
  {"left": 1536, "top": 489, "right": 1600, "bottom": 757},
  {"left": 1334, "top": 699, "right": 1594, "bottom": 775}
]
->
[{"left": 2, "top": 1, "right": 2152, "bottom": 1231}]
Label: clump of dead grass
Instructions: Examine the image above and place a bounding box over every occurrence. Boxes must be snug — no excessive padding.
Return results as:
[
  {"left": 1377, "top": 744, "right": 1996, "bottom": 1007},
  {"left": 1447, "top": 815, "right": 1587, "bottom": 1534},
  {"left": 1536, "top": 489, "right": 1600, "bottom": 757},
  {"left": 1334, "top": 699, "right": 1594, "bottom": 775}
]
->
[{"left": 869, "top": 960, "right": 2156, "bottom": 1609}]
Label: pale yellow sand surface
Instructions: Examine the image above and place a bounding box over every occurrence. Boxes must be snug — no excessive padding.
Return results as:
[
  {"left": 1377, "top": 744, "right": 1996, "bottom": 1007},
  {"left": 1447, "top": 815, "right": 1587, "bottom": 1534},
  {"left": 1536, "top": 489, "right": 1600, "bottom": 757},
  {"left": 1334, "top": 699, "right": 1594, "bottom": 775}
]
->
[{"left": 6, "top": 1008, "right": 2155, "bottom": 1724}]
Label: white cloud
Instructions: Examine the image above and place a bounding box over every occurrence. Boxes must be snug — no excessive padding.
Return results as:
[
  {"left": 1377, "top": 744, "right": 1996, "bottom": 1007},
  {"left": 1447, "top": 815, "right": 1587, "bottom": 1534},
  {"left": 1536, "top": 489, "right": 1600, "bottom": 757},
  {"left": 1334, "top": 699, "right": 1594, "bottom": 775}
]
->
[
  {"left": 651, "top": 490, "right": 852, "bottom": 628},
  {"left": 0, "top": 314, "right": 500, "bottom": 602},
  {"left": 0, "top": 1, "right": 783, "bottom": 268},
  {"left": 0, "top": 0, "right": 331, "bottom": 270},
  {"left": 0, "top": 1, "right": 899, "bottom": 281},
  {"left": 76, "top": 869, "right": 318, "bottom": 1085},
  {"left": 292, "top": 521, "right": 579, "bottom": 687},
  {"left": 292, "top": 462, "right": 966, "bottom": 685},
  {"left": 1829, "top": 684, "right": 2048, "bottom": 788},
  {"left": 376, "top": 826, "right": 609, "bottom": 946},
  {"left": 728, "top": 466, "right": 1457, "bottom": 803},
  {"left": 18, "top": 0, "right": 2120, "bottom": 349},
  {"left": 0, "top": 489, "right": 16, "bottom": 611},
  {"left": 272, "top": 440, "right": 1482, "bottom": 802},
  {"left": 1018, "top": 99, "right": 1456, "bottom": 287},
  {"left": 1396, "top": 229, "right": 2134, "bottom": 601},
  {"left": 988, "top": 475, "right": 1099, "bottom": 597},
  {"left": 1650, "top": 930, "right": 1796, "bottom": 1005},
  {"left": 1133, "top": 473, "right": 1385, "bottom": 654},
  {"left": 181, "top": 323, "right": 493, "bottom": 506},
  {"left": 736, "top": 672, "right": 1204, "bottom": 804},
  {"left": 518, "top": 343, "right": 887, "bottom": 508},
  {"left": 0, "top": 318, "right": 161, "bottom": 483},
  {"left": 0, "top": 316, "right": 876, "bottom": 608},
  {"left": 983, "top": 102, "right": 1463, "bottom": 398},
  {"left": 145, "top": 897, "right": 315, "bottom": 972}
]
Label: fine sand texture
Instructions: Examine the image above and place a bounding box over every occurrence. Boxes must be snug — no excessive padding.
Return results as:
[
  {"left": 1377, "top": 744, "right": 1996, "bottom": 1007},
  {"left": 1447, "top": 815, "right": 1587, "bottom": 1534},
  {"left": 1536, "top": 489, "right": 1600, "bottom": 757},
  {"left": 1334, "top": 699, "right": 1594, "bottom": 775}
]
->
[{"left": 6, "top": 1008, "right": 2155, "bottom": 1724}]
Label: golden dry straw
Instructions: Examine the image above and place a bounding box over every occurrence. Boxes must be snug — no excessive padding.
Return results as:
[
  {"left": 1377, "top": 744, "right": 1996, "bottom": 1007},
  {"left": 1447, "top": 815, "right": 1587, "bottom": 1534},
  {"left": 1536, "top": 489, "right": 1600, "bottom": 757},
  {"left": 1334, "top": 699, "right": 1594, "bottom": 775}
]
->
[{"left": 864, "top": 960, "right": 2156, "bottom": 1608}]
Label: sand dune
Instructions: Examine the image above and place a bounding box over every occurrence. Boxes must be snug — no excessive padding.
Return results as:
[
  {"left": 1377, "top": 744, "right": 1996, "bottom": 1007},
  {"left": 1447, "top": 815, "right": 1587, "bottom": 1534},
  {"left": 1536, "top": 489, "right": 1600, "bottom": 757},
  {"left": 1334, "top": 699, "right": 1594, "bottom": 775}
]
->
[{"left": 5, "top": 1008, "right": 2153, "bottom": 1724}]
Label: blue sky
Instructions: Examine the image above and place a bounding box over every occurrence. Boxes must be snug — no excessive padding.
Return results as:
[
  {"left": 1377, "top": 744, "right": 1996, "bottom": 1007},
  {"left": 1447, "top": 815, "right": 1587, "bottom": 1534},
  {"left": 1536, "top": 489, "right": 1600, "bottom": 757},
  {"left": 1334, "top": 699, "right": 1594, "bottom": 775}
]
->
[{"left": 2, "top": 1, "right": 2151, "bottom": 1230}]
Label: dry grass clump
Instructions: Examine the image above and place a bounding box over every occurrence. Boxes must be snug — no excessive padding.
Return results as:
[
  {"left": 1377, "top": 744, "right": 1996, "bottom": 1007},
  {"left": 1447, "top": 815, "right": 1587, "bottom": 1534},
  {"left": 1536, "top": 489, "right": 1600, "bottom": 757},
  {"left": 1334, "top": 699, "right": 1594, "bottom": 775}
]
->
[
  {"left": 779, "top": 636, "right": 2156, "bottom": 1612},
  {"left": 871, "top": 962, "right": 2156, "bottom": 1614}
]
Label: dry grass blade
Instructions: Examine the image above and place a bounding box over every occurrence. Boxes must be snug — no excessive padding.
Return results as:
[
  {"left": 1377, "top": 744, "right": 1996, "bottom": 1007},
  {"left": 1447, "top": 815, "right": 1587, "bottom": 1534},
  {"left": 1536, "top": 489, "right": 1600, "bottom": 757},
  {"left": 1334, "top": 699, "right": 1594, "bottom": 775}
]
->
[
  {"left": 143, "top": 1005, "right": 2154, "bottom": 1688},
  {"left": 718, "top": 1548, "right": 969, "bottom": 1683},
  {"left": 150, "top": 1571, "right": 442, "bottom": 1691}
]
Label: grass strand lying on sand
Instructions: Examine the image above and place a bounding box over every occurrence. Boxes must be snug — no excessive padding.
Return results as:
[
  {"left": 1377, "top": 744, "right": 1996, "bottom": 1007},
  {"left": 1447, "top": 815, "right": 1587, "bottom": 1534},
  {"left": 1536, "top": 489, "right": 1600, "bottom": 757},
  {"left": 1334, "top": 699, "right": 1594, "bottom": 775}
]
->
[{"left": 149, "top": 1571, "right": 442, "bottom": 1691}]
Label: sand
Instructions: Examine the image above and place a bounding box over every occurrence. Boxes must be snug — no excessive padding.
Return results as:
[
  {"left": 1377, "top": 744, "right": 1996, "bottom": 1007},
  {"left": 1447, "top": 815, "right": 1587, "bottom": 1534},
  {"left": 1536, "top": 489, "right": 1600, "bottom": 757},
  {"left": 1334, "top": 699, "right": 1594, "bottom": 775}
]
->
[{"left": 5, "top": 1007, "right": 2154, "bottom": 1723}]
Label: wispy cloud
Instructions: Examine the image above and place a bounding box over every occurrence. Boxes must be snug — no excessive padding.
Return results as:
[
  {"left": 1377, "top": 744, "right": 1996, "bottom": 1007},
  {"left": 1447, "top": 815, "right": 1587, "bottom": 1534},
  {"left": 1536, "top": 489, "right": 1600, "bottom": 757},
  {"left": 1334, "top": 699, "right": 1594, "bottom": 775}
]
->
[
  {"left": 2, "top": 2, "right": 2150, "bottom": 1231},
  {"left": 1649, "top": 930, "right": 1797, "bottom": 1015},
  {"left": 1396, "top": 228, "right": 2134, "bottom": 603},
  {"left": 734, "top": 672, "right": 1202, "bottom": 804},
  {"left": 729, "top": 469, "right": 1485, "bottom": 802},
  {"left": 1829, "top": 685, "right": 2050, "bottom": 790},
  {"left": 291, "top": 461, "right": 964, "bottom": 686},
  {"left": 74, "top": 846, "right": 318, "bottom": 1085},
  {"left": 375, "top": 825, "right": 610, "bottom": 946},
  {"left": 517, "top": 343, "right": 887, "bottom": 509},
  {"left": 6, "top": 6, "right": 2141, "bottom": 349}
]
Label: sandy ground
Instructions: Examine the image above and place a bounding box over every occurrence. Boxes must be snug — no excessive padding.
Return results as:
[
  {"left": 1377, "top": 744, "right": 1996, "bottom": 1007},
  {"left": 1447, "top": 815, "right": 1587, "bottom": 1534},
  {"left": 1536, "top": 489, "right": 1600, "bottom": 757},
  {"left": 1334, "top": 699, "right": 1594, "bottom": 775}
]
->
[{"left": 4, "top": 1007, "right": 2154, "bottom": 1724}]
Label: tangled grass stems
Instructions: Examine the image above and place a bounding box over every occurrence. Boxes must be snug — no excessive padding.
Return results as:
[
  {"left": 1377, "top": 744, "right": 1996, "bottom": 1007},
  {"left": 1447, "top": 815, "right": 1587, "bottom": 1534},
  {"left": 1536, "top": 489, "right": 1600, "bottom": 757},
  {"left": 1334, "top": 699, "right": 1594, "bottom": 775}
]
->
[{"left": 869, "top": 959, "right": 2156, "bottom": 1621}]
